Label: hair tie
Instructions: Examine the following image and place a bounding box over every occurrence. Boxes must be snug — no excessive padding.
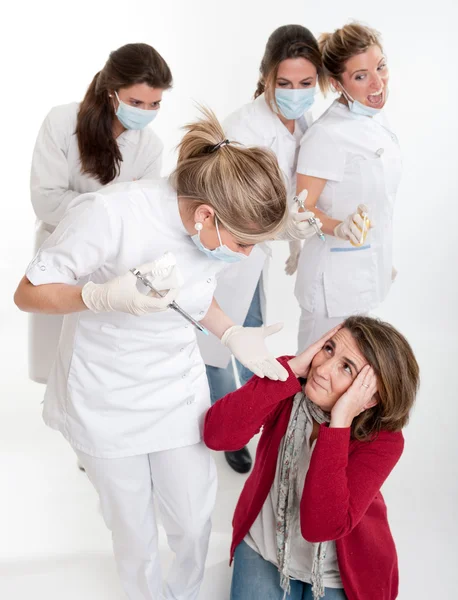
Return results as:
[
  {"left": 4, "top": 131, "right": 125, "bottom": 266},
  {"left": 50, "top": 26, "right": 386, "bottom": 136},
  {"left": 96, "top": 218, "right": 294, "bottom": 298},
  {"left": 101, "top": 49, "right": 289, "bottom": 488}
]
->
[{"left": 206, "top": 139, "right": 230, "bottom": 153}]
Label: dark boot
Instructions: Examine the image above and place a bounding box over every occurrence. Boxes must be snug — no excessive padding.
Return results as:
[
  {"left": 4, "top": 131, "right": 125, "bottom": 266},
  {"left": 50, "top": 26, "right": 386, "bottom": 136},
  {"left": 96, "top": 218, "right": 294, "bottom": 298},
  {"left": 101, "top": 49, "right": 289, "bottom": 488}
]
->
[{"left": 224, "top": 447, "right": 252, "bottom": 474}]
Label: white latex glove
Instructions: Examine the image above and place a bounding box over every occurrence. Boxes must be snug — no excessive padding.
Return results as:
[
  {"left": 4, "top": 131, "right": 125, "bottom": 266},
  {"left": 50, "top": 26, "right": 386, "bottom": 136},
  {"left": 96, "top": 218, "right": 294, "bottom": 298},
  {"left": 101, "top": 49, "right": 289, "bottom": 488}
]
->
[
  {"left": 82, "top": 261, "right": 179, "bottom": 316},
  {"left": 285, "top": 240, "right": 302, "bottom": 276},
  {"left": 333, "top": 204, "right": 372, "bottom": 245},
  {"left": 221, "top": 323, "right": 288, "bottom": 381},
  {"left": 277, "top": 207, "right": 322, "bottom": 242}
]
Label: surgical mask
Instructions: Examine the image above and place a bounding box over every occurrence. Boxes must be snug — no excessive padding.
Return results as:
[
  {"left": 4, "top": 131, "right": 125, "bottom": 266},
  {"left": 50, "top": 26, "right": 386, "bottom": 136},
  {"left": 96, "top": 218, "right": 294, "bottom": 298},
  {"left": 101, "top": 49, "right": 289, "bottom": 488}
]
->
[
  {"left": 191, "top": 217, "right": 248, "bottom": 264},
  {"left": 339, "top": 85, "right": 383, "bottom": 118},
  {"left": 274, "top": 87, "right": 316, "bottom": 120},
  {"left": 114, "top": 91, "right": 158, "bottom": 130}
]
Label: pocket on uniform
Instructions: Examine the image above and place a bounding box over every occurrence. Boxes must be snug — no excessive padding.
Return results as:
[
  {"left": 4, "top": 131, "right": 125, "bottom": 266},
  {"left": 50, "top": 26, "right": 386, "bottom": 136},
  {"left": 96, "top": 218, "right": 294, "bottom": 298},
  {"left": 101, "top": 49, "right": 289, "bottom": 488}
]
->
[{"left": 324, "top": 246, "right": 378, "bottom": 317}]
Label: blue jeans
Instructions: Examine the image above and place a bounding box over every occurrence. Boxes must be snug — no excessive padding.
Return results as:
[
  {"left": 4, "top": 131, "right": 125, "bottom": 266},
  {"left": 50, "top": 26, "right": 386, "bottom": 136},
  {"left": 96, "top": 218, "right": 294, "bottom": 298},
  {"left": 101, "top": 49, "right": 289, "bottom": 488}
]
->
[
  {"left": 206, "top": 280, "right": 263, "bottom": 405},
  {"left": 230, "top": 541, "right": 347, "bottom": 600}
]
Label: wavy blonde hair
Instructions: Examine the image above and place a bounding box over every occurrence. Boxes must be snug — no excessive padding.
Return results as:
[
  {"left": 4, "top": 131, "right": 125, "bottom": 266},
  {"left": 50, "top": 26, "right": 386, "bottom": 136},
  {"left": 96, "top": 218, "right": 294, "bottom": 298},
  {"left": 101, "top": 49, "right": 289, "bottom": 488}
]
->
[
  {"left": 319, "top": 22, "right": 383, "bottom": 94},
  {"left": 171, "top": 106, "right": 288, "bottom": 244}
]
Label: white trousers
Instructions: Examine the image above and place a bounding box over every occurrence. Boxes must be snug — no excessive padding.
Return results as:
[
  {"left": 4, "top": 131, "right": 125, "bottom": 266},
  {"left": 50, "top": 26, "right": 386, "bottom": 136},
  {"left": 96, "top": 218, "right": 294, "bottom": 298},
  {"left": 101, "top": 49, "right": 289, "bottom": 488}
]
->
[
  {"left": 76, "top": 442, "right": 217, "bottom": 600},
  {"left": 297, "top": 283, "right": 345, "bottom": 353}
]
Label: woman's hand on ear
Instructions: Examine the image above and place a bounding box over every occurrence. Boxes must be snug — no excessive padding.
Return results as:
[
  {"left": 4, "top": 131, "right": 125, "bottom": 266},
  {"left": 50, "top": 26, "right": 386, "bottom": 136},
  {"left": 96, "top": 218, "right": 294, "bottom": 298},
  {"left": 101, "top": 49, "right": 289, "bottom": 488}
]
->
[
  {"left": 287, "top": 324, "right": 343, "bottom": 380},
  {"left": 330, "top": 365, "right": 378, "bottom": 428}
]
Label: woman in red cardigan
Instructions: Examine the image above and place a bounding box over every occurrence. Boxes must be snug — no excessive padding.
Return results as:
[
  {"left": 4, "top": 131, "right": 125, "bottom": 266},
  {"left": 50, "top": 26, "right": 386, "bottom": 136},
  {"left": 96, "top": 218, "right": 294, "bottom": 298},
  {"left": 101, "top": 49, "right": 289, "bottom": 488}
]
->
[{"left": 204, "top": 316, "right": 419, "bottom": 600}]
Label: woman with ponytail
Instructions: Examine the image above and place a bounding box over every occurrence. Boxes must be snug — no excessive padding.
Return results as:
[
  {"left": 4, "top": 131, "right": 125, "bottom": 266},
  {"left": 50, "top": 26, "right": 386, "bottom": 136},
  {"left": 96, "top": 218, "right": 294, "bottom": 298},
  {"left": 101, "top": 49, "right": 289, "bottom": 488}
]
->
[
  {"left": 15, "top": 107, "right": 288, "bottom": 600},
  {"left": 292, "top": 23, "right": 401, "bottom": 353},
  {"left": 198, "top": 24, "right": 325, "bottom": 475},
  {"left": 29, "top": 42, "right": 172, "bottom": 384}
]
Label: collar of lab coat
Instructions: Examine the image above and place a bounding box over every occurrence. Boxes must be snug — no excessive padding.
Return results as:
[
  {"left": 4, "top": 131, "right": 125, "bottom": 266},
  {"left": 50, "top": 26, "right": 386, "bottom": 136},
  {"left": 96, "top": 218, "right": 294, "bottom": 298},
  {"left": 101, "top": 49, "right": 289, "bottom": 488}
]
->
[{"left": 117, "top": 128, "right": 143, "bottom": 147}]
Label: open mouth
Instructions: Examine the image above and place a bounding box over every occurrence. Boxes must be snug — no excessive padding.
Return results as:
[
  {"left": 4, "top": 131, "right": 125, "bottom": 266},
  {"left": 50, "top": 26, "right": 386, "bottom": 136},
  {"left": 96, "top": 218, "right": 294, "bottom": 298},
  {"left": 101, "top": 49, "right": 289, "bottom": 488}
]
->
[{"left": 367, "top": 89, "right": 384, "bottom": 107}]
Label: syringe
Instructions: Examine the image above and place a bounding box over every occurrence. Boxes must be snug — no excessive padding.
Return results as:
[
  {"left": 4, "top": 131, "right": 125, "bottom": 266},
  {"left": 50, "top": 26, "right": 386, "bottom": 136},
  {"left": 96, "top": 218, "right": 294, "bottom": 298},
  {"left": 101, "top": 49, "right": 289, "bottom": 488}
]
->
[{"left": 130, "top": 268, "right": 210, "bottom": 336}]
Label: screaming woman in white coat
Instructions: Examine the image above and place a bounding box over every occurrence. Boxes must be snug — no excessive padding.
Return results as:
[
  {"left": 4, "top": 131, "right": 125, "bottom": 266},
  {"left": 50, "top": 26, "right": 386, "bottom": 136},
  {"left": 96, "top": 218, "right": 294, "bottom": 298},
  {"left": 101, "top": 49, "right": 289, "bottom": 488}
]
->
[
  {"left": 198, "top": 24, "right": 325, "bottom": 474},
  {"left": 291, "top": 24, "right": 402, "bottom": 351},
  {"left": 14, "top": 109, "right": 289, "bottom": 600},
  {"left": 29, "top": 42, "right": 170, "bottom": 383}
]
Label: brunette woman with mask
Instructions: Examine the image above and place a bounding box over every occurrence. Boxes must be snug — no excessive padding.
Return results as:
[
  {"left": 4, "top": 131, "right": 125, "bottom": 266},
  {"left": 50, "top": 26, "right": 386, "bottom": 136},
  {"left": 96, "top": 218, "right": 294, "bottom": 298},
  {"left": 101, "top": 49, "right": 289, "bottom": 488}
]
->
[{"left": 29, "top": 42, "right": 172, "bottom": 385}]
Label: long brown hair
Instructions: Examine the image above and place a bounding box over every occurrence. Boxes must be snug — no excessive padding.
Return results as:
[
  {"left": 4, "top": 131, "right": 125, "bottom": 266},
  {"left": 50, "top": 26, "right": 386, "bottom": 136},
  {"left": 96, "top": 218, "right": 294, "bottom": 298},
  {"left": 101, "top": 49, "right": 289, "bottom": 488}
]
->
[
  {"left": 254, "top": 25, "right": 324, "bottom": 105},
  {"left": 172, "top": 106, "right": 288, "bottom": 243},
  {"left": 343, "top": 316, "right": 420, "bottom": 441},
  {"left": 76, "top": 43, "right": 172, "bottom": 185}
]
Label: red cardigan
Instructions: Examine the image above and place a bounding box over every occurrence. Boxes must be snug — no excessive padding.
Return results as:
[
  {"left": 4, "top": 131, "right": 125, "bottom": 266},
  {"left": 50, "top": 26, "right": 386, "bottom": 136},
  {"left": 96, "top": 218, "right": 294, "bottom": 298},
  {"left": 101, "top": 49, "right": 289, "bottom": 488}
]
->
[{"left": 203, "top": 357, "right": 404, "bottom": 600}]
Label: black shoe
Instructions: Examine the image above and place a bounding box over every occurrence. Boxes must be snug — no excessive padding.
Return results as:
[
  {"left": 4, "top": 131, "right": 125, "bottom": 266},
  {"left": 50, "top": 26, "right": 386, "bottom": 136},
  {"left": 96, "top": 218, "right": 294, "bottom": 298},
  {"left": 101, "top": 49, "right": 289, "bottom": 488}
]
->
[{"left": 224, "top": 447, "right": 252, "bottom": 474}]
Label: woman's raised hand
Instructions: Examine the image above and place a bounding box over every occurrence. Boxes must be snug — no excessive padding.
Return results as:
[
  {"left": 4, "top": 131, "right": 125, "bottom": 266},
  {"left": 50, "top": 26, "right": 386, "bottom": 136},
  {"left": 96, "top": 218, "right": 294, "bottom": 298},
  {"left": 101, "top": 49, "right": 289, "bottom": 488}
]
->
[
  {"left": 287, "top": 324, "right": 343, "bottom": 379},
  {"left": 330, "top": 364, "right": 378, "bottom": 428}
]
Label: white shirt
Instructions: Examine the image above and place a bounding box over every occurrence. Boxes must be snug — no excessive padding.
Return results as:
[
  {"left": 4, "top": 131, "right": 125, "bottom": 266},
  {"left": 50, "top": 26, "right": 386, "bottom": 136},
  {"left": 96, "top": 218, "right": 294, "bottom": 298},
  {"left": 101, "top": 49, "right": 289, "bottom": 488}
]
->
[
  {"left": 295, "top": 100, "right": 402, "bottom": 317},
  {"left": 31, "top": 102, "right": 163, "bottom": 232},
  {"left": 245, "top": 405, "right": 343, "bottom": 588},
  {"left": 26, "top": 179, "right": 227, "bottom": 458},
  {"left": 197, "top": 94, "right": 312, "bottom": 368}
]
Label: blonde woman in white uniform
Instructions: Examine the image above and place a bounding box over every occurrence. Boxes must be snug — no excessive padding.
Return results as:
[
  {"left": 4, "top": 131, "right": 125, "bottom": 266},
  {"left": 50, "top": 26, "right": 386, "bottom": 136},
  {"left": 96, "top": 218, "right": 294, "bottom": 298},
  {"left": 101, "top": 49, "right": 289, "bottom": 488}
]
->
[
  {"left": 14, "top": 109, "right": 289, "bottom": 600},
  {"left": 199, "top": 24, "right": 325, "bottom": 474},
  {"left": 30, "top": 43, "right": 171, "bottom": 384},
  {"left": 290, "top": 23, "right": 402, "bottom": 351}
]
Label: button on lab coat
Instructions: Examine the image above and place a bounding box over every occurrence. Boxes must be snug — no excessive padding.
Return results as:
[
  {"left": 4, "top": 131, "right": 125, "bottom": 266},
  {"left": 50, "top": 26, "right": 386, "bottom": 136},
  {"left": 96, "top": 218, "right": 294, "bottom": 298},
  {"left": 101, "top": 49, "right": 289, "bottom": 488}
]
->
[
  {"left": 197, "top": 94, "right": 312, "bottom": 368},
  {"left": 26, "top": 179, "right": 226, "bottom": 458},
  {"left": 295, "top": 100, "right": 402, "bottom": 317},
  {"left": 29, "top": 102, "right": 163, "bottom": 382}
]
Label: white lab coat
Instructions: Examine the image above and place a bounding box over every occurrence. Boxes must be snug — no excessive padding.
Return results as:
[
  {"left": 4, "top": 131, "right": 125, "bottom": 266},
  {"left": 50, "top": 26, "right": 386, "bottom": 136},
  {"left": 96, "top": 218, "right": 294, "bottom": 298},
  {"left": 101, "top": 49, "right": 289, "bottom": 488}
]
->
[
  {"left": 197, "top": 93, "right": 312, "bottom": 368},
  {"left": 26, "top": 179, "right": 227, "bottom": 458},
  {"left": 295, "top": 100, "right": 402, "bottom": 317},
  {"left": 29, "top": 102, "right": 163, "bottom": 383}
]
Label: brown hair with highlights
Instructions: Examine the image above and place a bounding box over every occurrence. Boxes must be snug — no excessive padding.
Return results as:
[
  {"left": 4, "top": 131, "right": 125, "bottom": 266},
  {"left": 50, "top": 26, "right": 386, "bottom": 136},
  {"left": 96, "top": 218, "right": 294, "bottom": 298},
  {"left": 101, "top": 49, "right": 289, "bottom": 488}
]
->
[
  {"left": 343, "top": 316, "right": 420, "bottom": 442},
  {"left": 254, "top": 24, "right": 324, "bottom": 105},
  {"left": 319, "top": 22, "right": 383, "bottom": 94}
]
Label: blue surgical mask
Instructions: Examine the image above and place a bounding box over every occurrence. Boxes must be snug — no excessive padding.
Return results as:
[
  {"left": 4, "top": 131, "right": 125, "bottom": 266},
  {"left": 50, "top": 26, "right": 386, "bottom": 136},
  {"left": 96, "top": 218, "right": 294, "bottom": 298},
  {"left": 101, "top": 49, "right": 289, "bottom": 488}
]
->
[
  {"left": 274, "top": 87, "right": 316, "bottom": 120},
  {"left": 114, "top": 91, "right": 158, "bottom": 130},
  {"left": 339, "top": 85, "right": 382, "bottom": 118},
  {"left": 191, "top": 217, "right": 248, "bottom": 264}
]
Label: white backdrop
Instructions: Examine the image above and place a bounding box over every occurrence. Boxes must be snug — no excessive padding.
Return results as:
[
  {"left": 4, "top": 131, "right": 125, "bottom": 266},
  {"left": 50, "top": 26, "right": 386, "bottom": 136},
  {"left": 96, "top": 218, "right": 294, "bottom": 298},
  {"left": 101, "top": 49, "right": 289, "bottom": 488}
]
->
[{"left": 1, "top": 0, "right": 457, "bottom": 598}]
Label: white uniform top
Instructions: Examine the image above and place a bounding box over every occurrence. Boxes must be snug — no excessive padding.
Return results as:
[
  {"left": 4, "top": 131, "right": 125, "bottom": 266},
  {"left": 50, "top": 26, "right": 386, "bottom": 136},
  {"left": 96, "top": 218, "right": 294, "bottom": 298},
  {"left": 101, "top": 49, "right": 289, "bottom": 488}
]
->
[
  {"left": 295, "top": 100, "right": 402, "bottom": 317},
  {"left": 198, "top": 94, "right": 312, "bottom": 368},
  {"left": 31, "top": 102, "right": 163, "bottom": 240},
  {"left": 29, "top": 102, "right": 164, "bottom": 384},
  {"left": 26, "top": 179, "right": 227, "bottom": 459}
]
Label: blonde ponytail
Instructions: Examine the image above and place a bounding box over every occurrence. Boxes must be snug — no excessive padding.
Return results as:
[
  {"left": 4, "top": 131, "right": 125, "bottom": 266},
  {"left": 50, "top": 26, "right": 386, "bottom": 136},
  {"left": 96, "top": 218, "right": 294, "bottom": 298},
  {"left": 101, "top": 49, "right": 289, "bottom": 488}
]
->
[
  {"left": 172, "top": 106, "right": 288, "bottom": 243},
  {"left": 317, "top": 32, "right": 334, "bottom": 94},
  {"left": 177, "top": 106, "right": 229, "bottom": 162}
]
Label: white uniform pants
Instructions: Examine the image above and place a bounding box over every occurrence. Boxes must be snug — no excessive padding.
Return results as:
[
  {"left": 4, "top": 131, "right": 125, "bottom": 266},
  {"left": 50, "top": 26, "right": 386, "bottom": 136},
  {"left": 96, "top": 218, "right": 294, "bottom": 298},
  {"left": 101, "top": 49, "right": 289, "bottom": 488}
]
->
[
  {"left": 297, "top": 282, "right": 346, "bottom": 353},
  {"left": 76, "top": 442, "right": 217, "bottom": 600}
]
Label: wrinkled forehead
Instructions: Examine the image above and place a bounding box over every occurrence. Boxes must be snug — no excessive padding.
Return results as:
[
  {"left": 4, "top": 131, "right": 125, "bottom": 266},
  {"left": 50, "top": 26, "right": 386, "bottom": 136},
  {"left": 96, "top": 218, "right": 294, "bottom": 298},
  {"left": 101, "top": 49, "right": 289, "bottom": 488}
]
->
[{"left": 329, "top": 329, "right": 367, "bottom": 371}]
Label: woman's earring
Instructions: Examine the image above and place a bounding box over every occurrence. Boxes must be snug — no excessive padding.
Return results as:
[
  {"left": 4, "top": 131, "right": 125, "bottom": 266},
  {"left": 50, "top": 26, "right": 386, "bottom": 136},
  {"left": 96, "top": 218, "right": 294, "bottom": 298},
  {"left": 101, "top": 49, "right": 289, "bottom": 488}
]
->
[{"left": 194, "top": 222, "right": 203, "bottom": 231}]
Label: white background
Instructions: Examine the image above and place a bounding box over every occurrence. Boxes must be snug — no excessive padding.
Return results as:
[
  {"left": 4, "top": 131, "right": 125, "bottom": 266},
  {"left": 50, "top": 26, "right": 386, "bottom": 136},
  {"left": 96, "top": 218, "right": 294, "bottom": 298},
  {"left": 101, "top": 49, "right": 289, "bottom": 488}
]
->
[{"left": 1, "top": 0, "right": 457, "bottom": 598}]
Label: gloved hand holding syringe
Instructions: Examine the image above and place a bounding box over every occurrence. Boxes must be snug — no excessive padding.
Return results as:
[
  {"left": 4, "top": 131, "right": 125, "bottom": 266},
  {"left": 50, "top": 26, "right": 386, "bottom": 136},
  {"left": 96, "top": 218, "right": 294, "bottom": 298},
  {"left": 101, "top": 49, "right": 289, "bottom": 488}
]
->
[
  {"left": 130, "top": 253, "right": 210, "bottom": 336},
  {"left": 294, "top": 189, "right": 325, "bottom": 241}
]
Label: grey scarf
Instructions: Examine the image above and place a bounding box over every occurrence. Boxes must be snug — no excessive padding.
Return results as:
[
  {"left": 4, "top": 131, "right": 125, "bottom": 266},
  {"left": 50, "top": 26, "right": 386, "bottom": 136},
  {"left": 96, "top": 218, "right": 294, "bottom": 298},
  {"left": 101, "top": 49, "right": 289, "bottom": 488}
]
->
[{"left": 276, "top": 391, "right": 331, "bottom": 600}]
